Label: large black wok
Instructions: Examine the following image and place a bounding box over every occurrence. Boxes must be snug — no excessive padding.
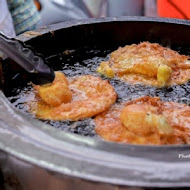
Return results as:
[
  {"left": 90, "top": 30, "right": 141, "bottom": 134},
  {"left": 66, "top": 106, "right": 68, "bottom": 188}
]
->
[{"left": 0, "top": 17, "right": 190, "bottom": 190}]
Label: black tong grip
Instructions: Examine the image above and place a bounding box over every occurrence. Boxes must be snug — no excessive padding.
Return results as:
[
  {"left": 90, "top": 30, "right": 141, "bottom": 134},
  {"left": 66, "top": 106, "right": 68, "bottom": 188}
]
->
[{"left": 0, "top": 32, "right": 55, "bottom": 85}]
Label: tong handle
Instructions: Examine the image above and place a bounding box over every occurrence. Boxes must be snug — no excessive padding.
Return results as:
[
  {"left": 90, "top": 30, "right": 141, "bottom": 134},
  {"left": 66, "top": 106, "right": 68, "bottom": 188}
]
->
[{"left": 0, "top": 32, "right": 55, "bottom": 85}]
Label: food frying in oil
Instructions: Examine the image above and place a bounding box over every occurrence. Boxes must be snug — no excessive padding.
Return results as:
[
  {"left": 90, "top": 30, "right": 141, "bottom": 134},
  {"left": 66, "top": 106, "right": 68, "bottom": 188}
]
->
[
  {"left": 97, "top": 42, "right": 190, "bottom": 87},
  {"left": 95, "top": 96, "right": 190, "bottom": 145},
  {"left": 28, "top": 72, "right": 117, "bottom": 121}
]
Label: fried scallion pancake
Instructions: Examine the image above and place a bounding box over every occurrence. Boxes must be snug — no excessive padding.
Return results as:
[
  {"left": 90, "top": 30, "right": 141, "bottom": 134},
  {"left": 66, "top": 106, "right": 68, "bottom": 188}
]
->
[
  {"left": 28, "top": 72, "right": 117, "bottom": 121},
  {"left": 95, "top": 96, "right": 190, "bottom": 145},
  {"left": 97, "top": 42, "right": 190, "bottom": 87}
]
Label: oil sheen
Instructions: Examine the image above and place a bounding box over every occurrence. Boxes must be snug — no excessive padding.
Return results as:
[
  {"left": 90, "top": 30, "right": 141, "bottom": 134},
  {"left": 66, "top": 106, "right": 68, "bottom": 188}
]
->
[{"left": 7, "top": 48, "right": 190, "bottom": 137}]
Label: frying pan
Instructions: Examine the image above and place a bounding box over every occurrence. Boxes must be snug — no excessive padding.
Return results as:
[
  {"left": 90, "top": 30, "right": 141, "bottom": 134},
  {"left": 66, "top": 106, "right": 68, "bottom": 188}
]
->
[{"left": 0, "top": 17, "right": 190, "bottom": 190}]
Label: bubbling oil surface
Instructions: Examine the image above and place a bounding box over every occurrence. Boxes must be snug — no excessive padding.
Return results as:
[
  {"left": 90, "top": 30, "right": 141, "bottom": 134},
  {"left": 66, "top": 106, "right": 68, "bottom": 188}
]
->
[{"left": 7, "top": 48, "right": 190, "bottom": 137}]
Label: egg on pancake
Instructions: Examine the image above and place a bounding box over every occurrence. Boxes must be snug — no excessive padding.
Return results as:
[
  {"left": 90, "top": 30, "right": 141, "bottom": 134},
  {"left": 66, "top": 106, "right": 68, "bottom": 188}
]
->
[
  {"left": 28, "top": 72, "right": 117, "bottom": 121},
  {"left": 97, "top": 42, "right": 190, "bottom": 87},
  {"left": 95, "top": 96, "right": 190, "bottom": 145}
]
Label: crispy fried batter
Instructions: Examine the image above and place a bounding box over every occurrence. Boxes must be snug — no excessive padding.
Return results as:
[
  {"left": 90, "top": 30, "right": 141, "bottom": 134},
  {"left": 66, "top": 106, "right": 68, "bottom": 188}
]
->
[
  {"left": 29, "top": 72, "right": 117, "bottom": 121},
  {"left": 34, "top": 72, "right": 72, "bottom": 106},
  {"left": 95, "top": 96, "right": 190, "bottom": 145},
  {"left": 97, "top": 42, "right": 190, "bottom": 87}
]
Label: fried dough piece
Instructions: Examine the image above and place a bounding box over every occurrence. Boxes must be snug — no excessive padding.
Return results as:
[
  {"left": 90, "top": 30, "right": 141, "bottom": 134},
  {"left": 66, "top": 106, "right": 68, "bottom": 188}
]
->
[
  {"left": 95, "top": 96, "right": 190, "bottom": 145},
  {"left": 97, "top": 42, "right": 190, "bottom": 87},
  {"left": 29, "top": 72, "right": 117, "bottom": 121},
  {"left": 34, "top": 72, "right": 72, "bottom": 106}
]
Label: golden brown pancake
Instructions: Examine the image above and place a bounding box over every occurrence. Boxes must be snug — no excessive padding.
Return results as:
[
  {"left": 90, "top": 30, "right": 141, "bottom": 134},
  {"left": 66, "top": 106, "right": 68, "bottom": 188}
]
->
[
  {"left": 97, "top": 42, "right": 190, "bottom": 87},
  {"left": 28, "top": 72, "right": 117, "bottom": 121},
  {"left": 95, "top": 96, "right": 190, "bottom": 145}
]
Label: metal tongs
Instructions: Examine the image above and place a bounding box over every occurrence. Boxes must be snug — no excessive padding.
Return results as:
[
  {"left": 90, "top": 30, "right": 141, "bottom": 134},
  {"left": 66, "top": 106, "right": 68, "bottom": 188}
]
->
[{"left": 0, "top": 32, "right": 55, "bottom": 85}]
